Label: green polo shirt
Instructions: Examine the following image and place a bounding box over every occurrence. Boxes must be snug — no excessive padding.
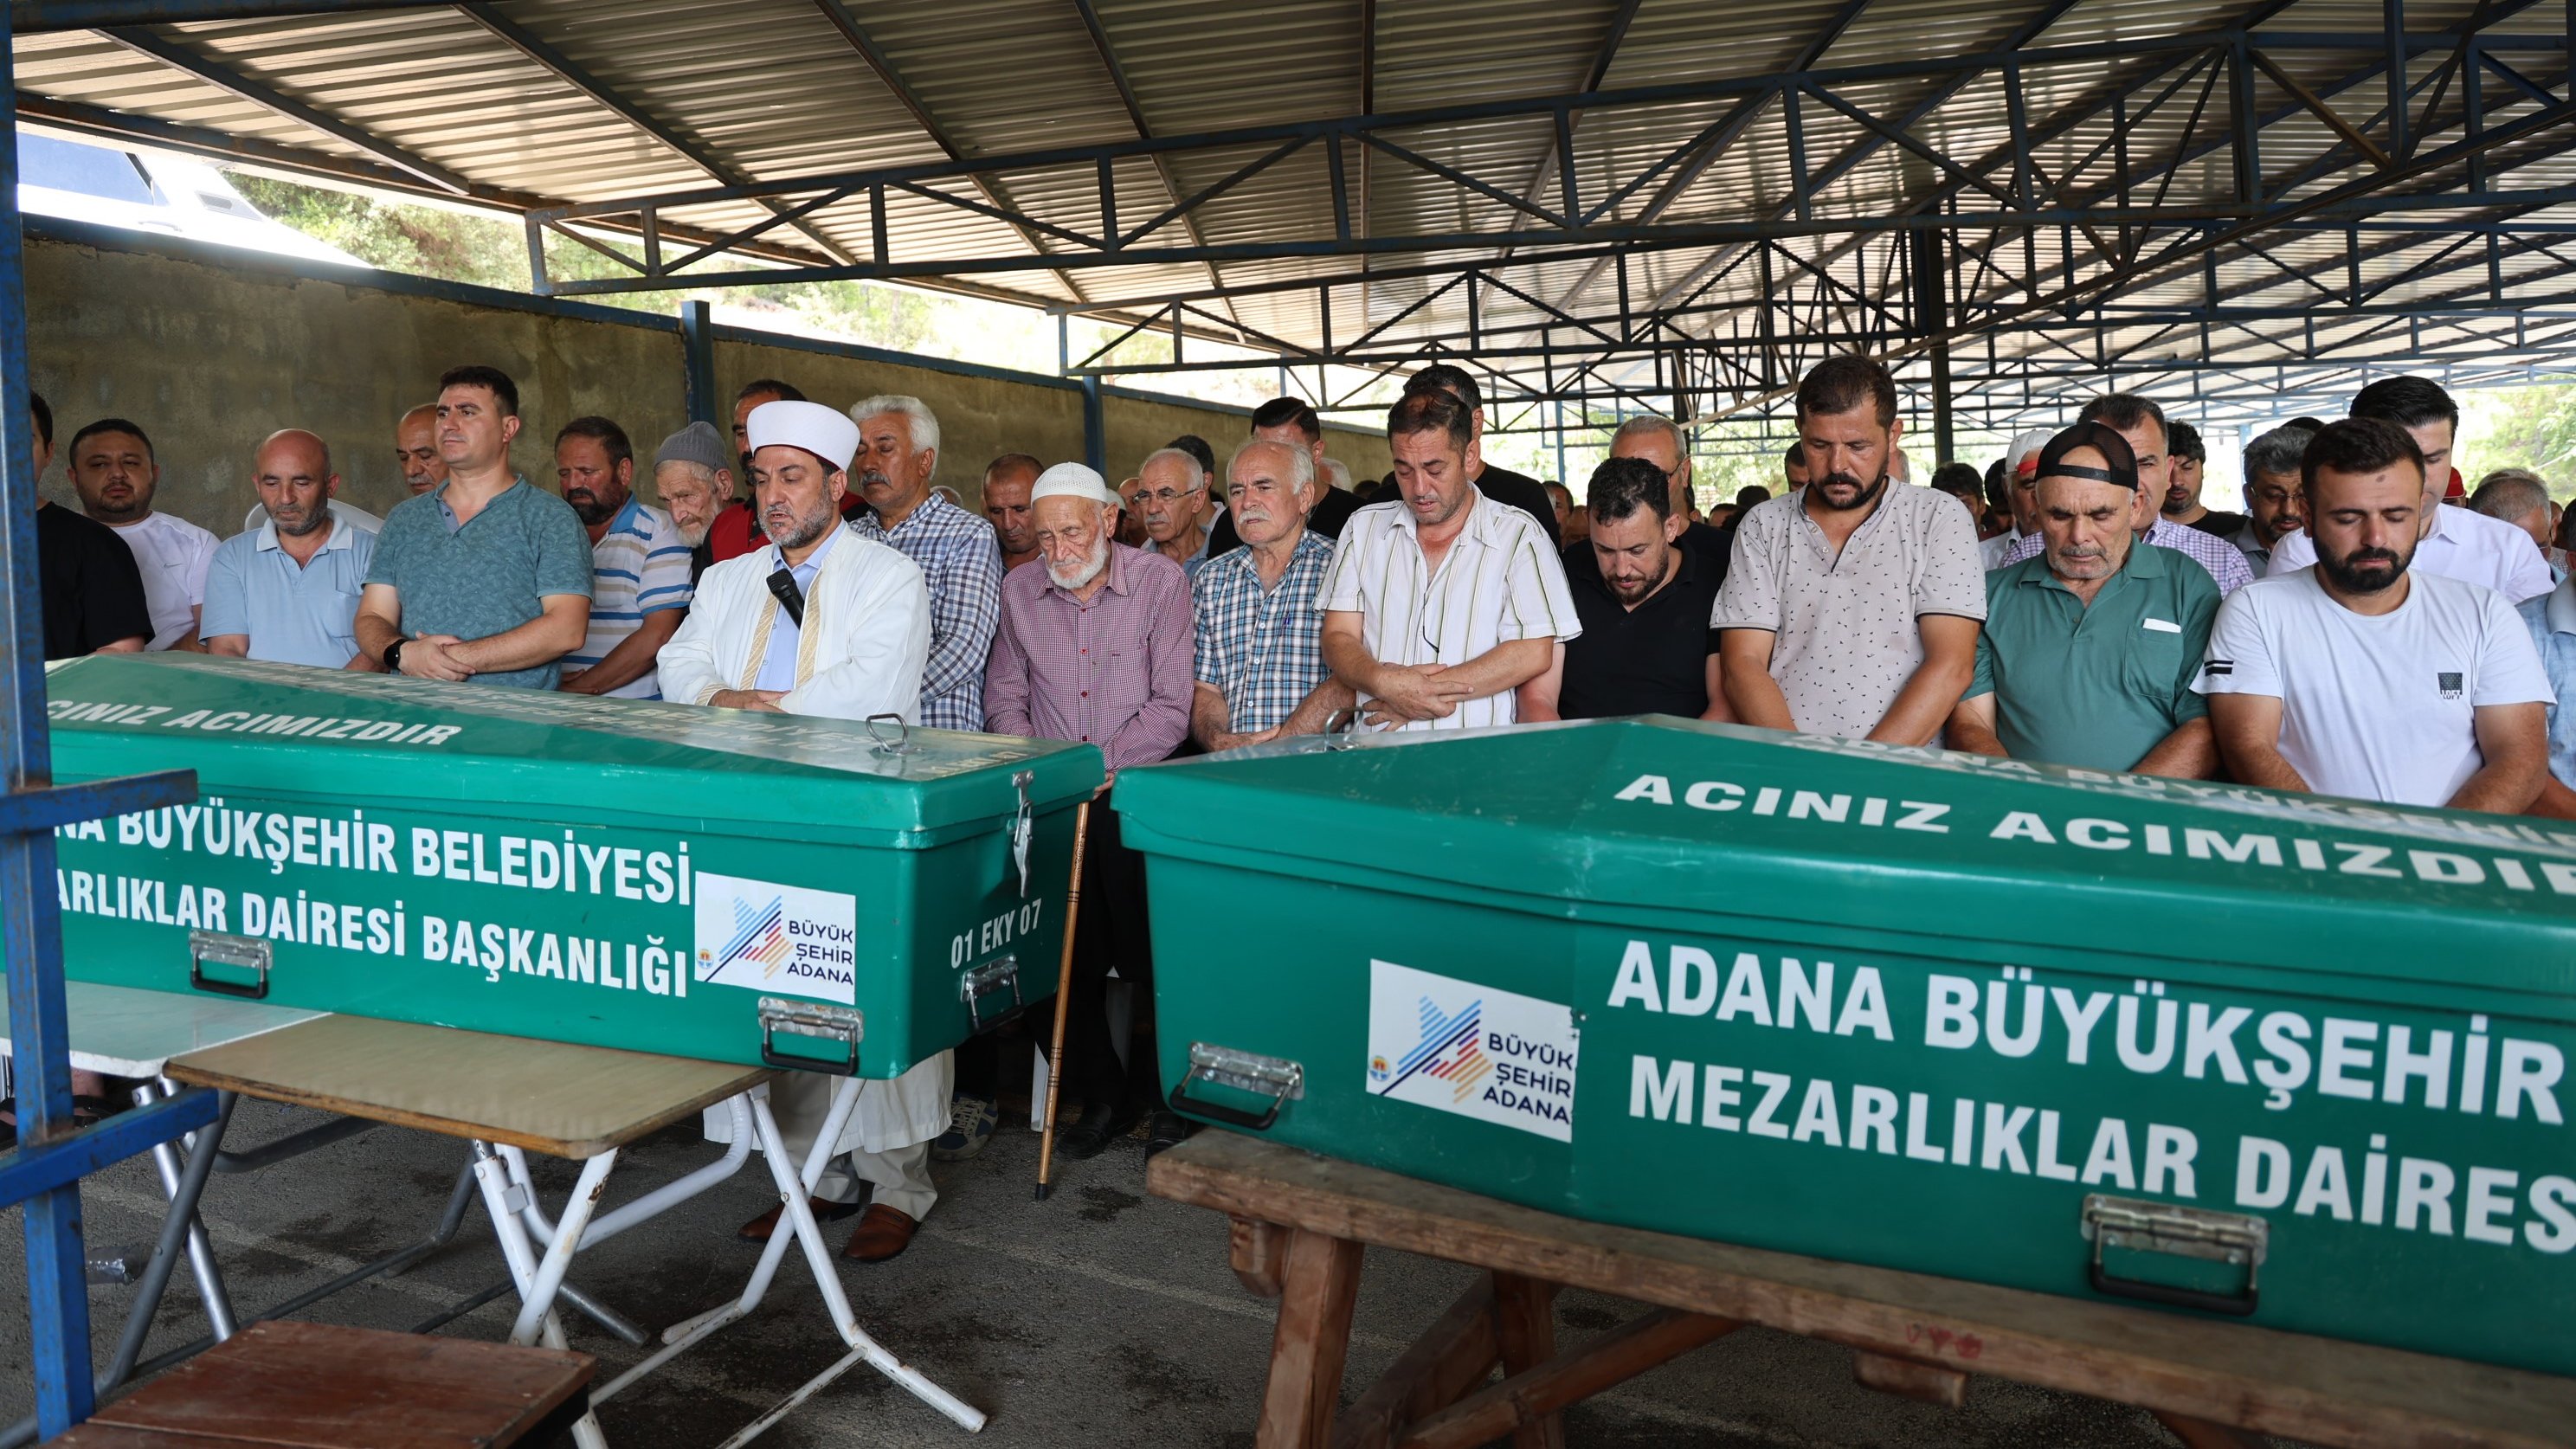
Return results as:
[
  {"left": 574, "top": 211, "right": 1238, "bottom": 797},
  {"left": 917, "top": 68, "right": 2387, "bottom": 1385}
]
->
[{"left": 1967, "top": 542, "right": 2220, "bottom": 772}]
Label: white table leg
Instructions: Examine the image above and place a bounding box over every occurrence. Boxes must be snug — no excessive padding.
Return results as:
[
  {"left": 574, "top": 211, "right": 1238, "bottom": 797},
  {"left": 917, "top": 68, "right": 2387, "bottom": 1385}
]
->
[
  {"left": 743, "top": 1083, "right": 986, "bottom": 1433},
  {"left": 470, "top": 1143, "right": 611, "bottom": 1449},
  {"left": 593, "top": 1078, "right": 986, "bottom": 1435}
]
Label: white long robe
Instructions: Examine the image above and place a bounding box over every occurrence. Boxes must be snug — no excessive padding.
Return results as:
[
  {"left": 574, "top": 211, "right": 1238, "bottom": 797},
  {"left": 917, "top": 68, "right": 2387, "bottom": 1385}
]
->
[
  {"left": 668, "top": 525, "right": 951, "bottom": 1156},
  {"left": 660, "top": 525, "right": 933, "bottom": 722}
]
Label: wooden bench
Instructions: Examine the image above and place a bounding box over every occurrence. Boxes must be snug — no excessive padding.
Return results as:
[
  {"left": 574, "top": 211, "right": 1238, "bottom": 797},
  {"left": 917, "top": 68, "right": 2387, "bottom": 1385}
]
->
[
  {"left": 42, "top": 1320, "right": 592, "bottom": 1449},
  {"left": 1148, "top": 1129, "right": 2576, "bottom": 1449}
]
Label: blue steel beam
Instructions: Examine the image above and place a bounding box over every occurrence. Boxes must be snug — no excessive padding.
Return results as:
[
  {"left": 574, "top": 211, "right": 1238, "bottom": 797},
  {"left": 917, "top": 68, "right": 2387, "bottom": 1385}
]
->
[
  {"left": 0, "top": 1089, "right": 221, "bottom": 1203},
  {"left": 0, "top": 3, "right": 206, "bottom": 1433}
]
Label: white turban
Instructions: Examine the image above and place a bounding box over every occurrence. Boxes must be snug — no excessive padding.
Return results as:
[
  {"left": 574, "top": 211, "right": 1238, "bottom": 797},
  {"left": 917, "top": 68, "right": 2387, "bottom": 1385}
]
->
[
  {"left": 745, "top": 400, "right": 860, "bottom": 473},
  {"left": 1030, "top": 461, "right": 1118, "bottom": 506}
]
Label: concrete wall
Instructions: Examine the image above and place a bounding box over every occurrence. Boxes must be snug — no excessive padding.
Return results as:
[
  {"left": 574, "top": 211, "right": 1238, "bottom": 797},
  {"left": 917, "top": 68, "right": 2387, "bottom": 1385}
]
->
[{"left": 24, "top": 222, "right": 1392, "bottom": 533}]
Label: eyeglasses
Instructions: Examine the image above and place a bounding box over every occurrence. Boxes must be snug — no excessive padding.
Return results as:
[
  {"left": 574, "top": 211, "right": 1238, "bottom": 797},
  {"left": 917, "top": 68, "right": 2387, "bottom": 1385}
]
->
[{"left": 1138, "top": 486, "right": 1203, "bottom": 506}]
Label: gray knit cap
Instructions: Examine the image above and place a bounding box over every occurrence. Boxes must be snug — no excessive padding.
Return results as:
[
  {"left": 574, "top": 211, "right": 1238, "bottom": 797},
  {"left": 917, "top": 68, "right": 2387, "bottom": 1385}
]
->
[{"left": 653, "top": 420, "right": 729, "bottom": 473}]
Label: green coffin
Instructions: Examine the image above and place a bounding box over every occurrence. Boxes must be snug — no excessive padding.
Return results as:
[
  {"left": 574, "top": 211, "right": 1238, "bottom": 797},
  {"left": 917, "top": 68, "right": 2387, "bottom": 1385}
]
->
[
  {"left": 1115, "top": 718, "right": 2576, "bottom": 1375},
  {"left": 44, "top": 654, "right": 1103, "bottom": 1077}
]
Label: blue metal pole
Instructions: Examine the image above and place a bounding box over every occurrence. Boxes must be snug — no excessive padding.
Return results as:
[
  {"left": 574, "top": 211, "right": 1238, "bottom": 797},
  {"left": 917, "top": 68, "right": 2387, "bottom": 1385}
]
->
[
  {"left": 0, "top": 4, "right": 97, "bottom": 1432},
  {"left": 679, "top": 299, "right": 718, "bottom": 431},
  {"left": 1081, "top": 375, "right": 1104, "bottom": 477}
]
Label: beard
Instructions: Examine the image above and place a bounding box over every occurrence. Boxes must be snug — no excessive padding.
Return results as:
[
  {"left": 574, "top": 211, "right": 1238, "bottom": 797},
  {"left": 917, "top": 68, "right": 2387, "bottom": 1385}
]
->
[
  {"left": 1607, "top": 549, "right": 1673, "bottom": 603},
  {"left": 271, "top": 500, "right": 330, "bottom": 538},
  {"left": 670, "top": 515, "right": 711, "bottom": 548},
  {"left": 564, "top": 488, "right": 615, "bottom": 526},
  {"left": 765, "top": 497, "right": 839, "bottom": 551},
  {"left": 1046, "top": 530, "right": 1113, "bottom": 591},
  {"left": 2319, "top": 542, "right": 2411, "bottom": 595},
  {"left": 1810, "top": 467, "right": 1889, "bottom": 513}
]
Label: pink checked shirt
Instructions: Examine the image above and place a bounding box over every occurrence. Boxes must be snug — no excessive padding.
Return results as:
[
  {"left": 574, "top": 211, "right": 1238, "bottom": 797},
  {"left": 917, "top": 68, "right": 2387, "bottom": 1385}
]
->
[{"left": 984, "top": 544, "right": 1195, "bottom": 773}]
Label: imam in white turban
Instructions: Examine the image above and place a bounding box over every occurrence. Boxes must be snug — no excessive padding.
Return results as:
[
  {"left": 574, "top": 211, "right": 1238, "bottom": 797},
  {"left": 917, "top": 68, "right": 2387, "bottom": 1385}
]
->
[{"left": 745, "top": 400, "right": 861, "bottom": 473}]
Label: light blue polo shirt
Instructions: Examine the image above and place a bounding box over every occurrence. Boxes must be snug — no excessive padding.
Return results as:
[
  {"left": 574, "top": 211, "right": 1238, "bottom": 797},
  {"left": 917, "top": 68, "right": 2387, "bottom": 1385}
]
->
[
  {"left": 201, "top": 516, "right": 377, "bottom": 669},
  {"left": 2519, "top": 576, "right": 2576, "bottom": 789}
]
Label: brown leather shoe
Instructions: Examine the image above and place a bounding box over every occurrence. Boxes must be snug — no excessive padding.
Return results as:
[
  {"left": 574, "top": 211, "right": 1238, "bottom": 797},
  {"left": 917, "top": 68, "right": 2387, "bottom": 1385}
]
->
[
  {"left": 841, "top": 1205, "right": 918, "bottom": 1262},
  {"left": 737, "top": 1196, "right": 861, "bottom": 1243}
]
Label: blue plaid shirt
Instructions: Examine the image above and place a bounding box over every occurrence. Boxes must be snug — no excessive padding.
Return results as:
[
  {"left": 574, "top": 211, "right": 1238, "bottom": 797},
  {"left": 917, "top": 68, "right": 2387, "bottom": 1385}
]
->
[
  {"left": 853, "top": 492, "right": 1003, "bottom": 731},
  {"left": 1193, "top": 530, "right": 1336, "bottom": 733}
]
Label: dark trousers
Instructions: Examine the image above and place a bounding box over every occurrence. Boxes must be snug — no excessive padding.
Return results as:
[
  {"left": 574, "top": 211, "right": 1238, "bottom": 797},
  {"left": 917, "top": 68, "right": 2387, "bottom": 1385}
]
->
[{"left": 1063, "top": 802, "right": 1162, "bottom": 1111}]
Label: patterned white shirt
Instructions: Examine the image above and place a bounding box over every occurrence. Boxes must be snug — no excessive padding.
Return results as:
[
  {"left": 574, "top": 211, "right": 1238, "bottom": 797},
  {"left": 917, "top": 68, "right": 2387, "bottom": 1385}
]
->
[
  {"left": 2005, "top": 517, "right": 2255, "bottom": 596},
  {"left": 567, "top": 496, "right": 693, "bottom": 699},
  {"left": 853, "top": 492, "right": 1003, "bottom": 731},
  {"left": 1195, "top": 529, "right": 1336, "bottom": 733},
  {"left": 1319, "top": 489, "right": 1579, "bottom": 731}
]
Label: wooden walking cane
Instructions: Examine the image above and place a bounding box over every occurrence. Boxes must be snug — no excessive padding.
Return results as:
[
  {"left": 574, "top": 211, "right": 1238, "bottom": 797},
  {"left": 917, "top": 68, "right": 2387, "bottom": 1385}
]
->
[{"left": 1034, "top": 799, "right": 1092, "bottom": 1201}]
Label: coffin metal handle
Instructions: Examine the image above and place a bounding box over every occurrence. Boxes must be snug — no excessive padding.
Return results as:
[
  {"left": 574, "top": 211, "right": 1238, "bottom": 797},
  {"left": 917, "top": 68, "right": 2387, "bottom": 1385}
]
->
[
  {"left": 189, "top": 931, "right": 270, "bottom": 1000},
  {"left": 1169, "top": 1042, "right": 1304, "bottom": 1131},
  {"left": 1008, "top": 769, "right": 1034, "bottom": 898},
  {"left": 960, "top": 955, "right": 1021, "bottom": 1034},
  {"left": 865, "top": 713, "right": 915, "bottom": 757},
  {"left": 1319, "top": 708, "right": 1363, "bottom": 750},
  {"left": 757, "top": 997, "right": 865, "bottom": 1076},
  {"left": 2081, "top": 1195, "right": 2266, "bottom": 1317}
]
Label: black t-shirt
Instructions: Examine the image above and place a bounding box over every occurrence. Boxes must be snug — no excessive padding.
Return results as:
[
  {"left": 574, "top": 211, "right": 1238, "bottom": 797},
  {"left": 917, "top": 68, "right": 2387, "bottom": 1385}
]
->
[
  {"left": 36, "top": 501, "right": 151, "bottom": 660},
  {"left": 1205, "top": 485, "right": 1363, "bottom": 559},
  {"left": 1472, "top": 463, "right": 1562, "bottom": 547},
  {"left": 1557, "top": 537, "right": 1723, "bottom": 720},
  {"left": 1680, "top": 519, "right": 1732, "bottom": 582},
  {"left": 2184, "top": 510, "right": 2249, "bottom": 539}
]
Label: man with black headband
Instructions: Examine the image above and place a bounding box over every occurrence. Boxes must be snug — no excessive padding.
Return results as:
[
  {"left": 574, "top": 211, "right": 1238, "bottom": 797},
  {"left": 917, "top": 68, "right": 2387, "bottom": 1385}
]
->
[
  {"left": 1711, "top": 355, "right": 1986, "bottom": 741},
  {"left": 1948, "top": 423, "right": 2219, "bottom": 776},
  {"left": 2198, "top": 417, "right": 2551, "bottom": 810},
  {"left": 1997, "top": 394, "right": 2254, "bottom": 596}
]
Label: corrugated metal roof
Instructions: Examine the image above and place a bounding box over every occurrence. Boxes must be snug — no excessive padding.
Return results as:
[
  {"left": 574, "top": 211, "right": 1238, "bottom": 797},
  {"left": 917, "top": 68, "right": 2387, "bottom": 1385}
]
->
[{"left": 15, "top": 0, "right": 2573, "bottom": 422}]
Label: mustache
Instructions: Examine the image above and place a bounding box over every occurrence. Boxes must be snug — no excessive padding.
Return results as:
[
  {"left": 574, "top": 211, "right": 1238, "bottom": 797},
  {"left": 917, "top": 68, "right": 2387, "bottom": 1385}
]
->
[
  {"left": 2343, "top": 547, "right": 2404, "bottom": 565},
  {"left": 859, "top": 470, "right": 890, "bottom": 487},
  {"left": 1822, "top": 472, "right": 1865, "bottom": 489}
]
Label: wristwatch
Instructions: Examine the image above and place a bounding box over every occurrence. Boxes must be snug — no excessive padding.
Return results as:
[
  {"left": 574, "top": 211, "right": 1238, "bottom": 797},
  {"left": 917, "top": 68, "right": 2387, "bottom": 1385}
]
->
[{"left": 383, "top": 636, "right": 409, "bottom": 673}]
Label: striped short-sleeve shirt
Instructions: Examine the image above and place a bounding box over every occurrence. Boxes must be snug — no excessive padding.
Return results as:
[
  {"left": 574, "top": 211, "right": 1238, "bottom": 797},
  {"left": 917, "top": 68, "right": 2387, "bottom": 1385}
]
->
[
  {"left": 1319, "top": 488, "right": 1581, "bottom": 731},
  {"left": 568, "top": 496, "right": 694, "bottom": 698}
]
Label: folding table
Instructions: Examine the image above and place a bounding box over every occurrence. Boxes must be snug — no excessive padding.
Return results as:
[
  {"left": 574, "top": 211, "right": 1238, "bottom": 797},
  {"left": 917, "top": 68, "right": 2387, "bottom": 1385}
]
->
[{"left": 164, "top": 1014, "right": 987, "bottom": 1447}]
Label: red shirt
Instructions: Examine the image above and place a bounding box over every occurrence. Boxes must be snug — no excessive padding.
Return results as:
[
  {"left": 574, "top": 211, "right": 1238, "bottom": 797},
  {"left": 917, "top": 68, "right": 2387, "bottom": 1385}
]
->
[{"left": 707, "top": 502, "right": 762, "bottom": 564}]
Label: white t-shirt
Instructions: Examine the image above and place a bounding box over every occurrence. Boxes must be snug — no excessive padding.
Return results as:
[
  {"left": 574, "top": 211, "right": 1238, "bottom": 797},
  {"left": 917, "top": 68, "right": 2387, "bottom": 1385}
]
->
[
  {"left": 2264, "top": 504, "right": 2555, "bottom": 604},
  {"left": 2195, "top": 567, "right": 2553, "bottom": 806},
  {"left": 108, "top": 511, "right": 219, "bottom": 651}
]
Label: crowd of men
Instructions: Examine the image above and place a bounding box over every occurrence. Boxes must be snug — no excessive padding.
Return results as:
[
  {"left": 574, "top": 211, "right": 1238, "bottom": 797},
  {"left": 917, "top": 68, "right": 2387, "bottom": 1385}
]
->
[{"left": 28, "top": 350, "right": 2576, "bottom": 1263}]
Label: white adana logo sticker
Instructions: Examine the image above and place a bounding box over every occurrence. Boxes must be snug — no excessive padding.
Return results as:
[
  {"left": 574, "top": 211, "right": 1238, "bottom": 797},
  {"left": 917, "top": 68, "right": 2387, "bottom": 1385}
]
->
[
  {"left": 693, "top": 871, "right": 858, "bottom": 1005},
  {"left": 1365, "top": 960, "right": 1579, "bottom": 1142}
]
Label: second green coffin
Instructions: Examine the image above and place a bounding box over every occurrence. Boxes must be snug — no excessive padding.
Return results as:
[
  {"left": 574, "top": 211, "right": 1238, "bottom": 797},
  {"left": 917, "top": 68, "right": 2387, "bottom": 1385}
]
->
[{"left": 1114, "top": 718, "right": 2576, "bottom": 1376}]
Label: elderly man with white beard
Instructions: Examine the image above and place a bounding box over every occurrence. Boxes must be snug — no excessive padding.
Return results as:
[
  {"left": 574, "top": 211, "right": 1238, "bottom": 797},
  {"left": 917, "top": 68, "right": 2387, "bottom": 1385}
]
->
[
  {"left": 647, "top": 421, "right": 734, "bottom": 583},
  {"left": 983, "top": 463, "right": 1194, "bottom": 1164},
  {"left": 659, "top": 399, "right": 946, "bottom": 1263}
]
